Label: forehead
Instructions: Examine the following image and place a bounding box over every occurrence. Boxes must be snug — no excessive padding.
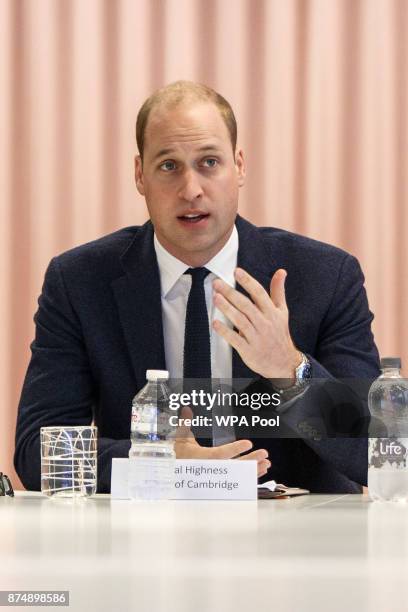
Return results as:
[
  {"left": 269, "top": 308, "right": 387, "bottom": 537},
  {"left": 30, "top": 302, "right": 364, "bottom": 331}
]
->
[{"left": 144, "top": 101, "right": 231, "bottom": 159}]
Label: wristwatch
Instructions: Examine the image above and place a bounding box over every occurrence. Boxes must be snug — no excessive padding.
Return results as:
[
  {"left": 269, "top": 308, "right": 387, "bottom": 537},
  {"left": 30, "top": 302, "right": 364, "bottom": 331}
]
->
[
  {"left": 294, "top": 352, "right": 312, "bottom": 385},
  {"left": 276, "top": 352, "right": 312, "bottom": 403}
]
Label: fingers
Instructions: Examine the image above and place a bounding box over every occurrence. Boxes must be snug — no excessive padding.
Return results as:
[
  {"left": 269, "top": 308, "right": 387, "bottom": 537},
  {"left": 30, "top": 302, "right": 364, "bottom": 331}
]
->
[
  {"left": 212, "top": 268, "right": 286, "bottom": 337},
  {"left": 210, "top": 439, "right": 253, "bottom": 459},
  {"left": 257, "top": 459, "right": 271, "bottom": 478},
  {"left": 213, "top": 292, "right": 255, "bottom": 340},
  {"left": 174, "top": 436, "right": 271, "bottom": 478},
  {"left": 237, "top": 448, "right": 268, "bottom": 462},
  {"left": 269, "top": 268, "right": 287, "bottom": 309},
  {"left": 174, "top": 406, "right": 196, "bottom": 443},
  {"left": 174, "top": 413, "right": 200, "bottom": 458},
  {"left": 234, "top": 268, "right": 273, "bottom": 314},
  {"left": 179, "top": 406, "right": 193, "bottom": 419},
  {"left": 174, "top": 438, "right": 202, "bottom": 458},
  {"left": 212, "top": 319, "right": 248, "bottom": 353},
  {"left": 213, "top": 277, "right": 263, "bottom": 327},
  {"left": 236, "top": 448, "right": 271, "bottom": 477},
  {"left": 212, "top": 443, "right": 272, "bottom": 477}
]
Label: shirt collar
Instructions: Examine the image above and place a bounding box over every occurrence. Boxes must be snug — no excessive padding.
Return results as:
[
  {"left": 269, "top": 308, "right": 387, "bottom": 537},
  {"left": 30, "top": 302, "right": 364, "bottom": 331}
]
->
[{"left": 154, "top": 225, "right": 239, "bottom": 298}]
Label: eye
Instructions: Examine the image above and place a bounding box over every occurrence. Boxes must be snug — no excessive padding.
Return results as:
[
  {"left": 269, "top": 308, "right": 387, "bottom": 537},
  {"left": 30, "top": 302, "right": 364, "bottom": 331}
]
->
[
  {"left": 202, "top": 158, "right": 218, "bottom": 168},
  {"left": 159, "top": 160, "right": 176, "bottom": 172}
]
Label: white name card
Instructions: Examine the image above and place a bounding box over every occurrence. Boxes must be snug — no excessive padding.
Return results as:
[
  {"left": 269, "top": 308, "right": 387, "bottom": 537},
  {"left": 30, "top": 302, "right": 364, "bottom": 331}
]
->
[{"left": 111, "top": 458, "right": 257, "bottom": 500}]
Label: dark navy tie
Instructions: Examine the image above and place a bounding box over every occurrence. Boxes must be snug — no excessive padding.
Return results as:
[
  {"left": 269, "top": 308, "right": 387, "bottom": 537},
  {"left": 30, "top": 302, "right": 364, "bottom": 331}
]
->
[{"left": 183, "top": 267, "right": 211, "bottom": 380}]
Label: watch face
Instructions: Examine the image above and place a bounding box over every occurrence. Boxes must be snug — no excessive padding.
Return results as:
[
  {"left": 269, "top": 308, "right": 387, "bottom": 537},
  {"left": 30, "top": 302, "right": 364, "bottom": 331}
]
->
[{"left": 296, "top": 356, "right": 312, "bottom": 381}]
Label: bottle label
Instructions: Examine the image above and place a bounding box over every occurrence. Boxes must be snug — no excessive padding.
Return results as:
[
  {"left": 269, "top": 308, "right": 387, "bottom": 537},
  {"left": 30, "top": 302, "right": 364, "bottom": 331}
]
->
[
  {"left": 131, "top": 405, "right": 157, "bottom": 435},
  {"left": 369, "top": 438, "right": 408, "bottom": 469}
]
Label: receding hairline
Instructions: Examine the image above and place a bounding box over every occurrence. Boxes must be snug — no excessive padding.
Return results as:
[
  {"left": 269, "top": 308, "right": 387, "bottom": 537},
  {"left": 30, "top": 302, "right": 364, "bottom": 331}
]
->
[{"left": 136, "top": 80, "right": 237, "bottom": 161}]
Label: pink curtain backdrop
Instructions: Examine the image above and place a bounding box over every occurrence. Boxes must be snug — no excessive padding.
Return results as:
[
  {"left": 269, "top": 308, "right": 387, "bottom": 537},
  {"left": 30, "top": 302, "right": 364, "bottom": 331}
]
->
[{"left": 1, "top": 0, "right": 407, "bottom": 489}]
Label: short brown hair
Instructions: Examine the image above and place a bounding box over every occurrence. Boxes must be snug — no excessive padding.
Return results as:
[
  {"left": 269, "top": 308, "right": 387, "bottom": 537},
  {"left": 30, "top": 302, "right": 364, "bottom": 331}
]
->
[{"left": 136, "top": 80, "right": 237, "bottom": 162}]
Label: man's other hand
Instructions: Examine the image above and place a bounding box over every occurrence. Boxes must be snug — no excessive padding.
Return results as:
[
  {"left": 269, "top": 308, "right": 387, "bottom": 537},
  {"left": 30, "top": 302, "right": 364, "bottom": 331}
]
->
[{"left": 174, "top": 408, "right": 270, "bottom": 478}]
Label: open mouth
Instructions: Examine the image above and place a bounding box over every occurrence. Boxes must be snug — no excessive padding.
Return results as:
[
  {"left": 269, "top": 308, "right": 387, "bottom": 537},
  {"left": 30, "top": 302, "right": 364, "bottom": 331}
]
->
[{"left": 177, "top": 213, "right": 210, "bottom": 224}]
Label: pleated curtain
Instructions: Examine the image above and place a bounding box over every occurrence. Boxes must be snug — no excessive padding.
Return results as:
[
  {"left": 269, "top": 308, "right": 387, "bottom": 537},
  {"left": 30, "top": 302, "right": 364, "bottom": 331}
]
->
[{"left": 1, "top": 0, "right": 407, "bottom": 488}]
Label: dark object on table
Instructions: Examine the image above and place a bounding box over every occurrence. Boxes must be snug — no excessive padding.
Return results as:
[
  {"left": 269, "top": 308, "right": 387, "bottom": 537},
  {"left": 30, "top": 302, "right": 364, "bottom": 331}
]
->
[
  {"left": 0, "top": 472, "right": 14, "bottom": 497},
  {"left": 258, "top": 482, "right": 310, "bottom": 499}
]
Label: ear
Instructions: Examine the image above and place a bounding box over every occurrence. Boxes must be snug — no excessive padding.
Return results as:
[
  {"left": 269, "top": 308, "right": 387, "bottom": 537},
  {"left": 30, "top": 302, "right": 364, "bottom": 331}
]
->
[
  {"left": 134, "top": 155, "right": 145, "bottom": 196},
  {"left": 235, "top": 148, "right": 245, "bottom": 188}
]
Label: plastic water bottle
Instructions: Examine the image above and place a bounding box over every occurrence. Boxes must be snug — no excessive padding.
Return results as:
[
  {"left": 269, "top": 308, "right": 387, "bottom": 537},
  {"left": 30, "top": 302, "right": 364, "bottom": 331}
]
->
[
  {"left": 368, "top": 357, "right": 408, "bottom": 502},
  {"left": 128, "top": 370, "right": 176, "bottom": 500}
]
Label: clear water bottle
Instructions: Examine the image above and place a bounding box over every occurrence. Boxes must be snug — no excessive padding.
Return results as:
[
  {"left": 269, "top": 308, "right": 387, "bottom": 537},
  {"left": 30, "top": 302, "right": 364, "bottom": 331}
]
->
[
  {"left": 368, "top": 357, "right": 408, "bottom": 502},
  {"left": 128, "top": 370, "right": 176, "bottom": 501}
]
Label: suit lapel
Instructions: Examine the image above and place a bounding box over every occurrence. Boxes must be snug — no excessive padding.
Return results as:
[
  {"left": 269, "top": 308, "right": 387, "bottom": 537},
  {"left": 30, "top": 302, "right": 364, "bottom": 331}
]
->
[
  {"left": 111, "top": 221, "right": 166, "bottom": 387},
  {"left": 233, "top": 216, "right": 280, "bottom": 381}
]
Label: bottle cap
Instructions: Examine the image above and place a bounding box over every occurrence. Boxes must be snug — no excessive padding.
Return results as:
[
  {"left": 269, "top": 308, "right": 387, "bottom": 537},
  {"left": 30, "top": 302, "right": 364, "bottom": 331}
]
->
[
  {"left": 146, "top": 369, "right": 169, "bottom": 381},
  {"left": 380, "top": 357, "right": 401, "bottom": 369}
]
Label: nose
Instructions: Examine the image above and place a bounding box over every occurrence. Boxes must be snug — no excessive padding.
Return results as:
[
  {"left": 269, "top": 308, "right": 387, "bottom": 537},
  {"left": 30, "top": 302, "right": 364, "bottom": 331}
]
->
[{"left": 177, "top": 169, "right": 204, "bottom": 202}]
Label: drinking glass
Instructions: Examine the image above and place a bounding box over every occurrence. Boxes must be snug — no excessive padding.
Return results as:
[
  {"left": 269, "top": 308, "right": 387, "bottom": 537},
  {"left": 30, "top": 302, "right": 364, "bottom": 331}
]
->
[{"left": 40, "top": 425, "right": 97, "bottom": 497}]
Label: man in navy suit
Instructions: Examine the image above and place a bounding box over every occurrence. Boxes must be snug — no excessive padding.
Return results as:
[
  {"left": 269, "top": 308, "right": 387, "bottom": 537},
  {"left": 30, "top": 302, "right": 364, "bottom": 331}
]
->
[{"left": 15, "top": 81, "right": 380, "bottom": 493}]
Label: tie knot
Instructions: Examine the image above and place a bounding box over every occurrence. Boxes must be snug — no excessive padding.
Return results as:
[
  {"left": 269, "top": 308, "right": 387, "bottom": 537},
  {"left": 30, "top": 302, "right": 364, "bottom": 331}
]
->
[{"left": 185, "top": 267, "right": 210, "bottom": 284}]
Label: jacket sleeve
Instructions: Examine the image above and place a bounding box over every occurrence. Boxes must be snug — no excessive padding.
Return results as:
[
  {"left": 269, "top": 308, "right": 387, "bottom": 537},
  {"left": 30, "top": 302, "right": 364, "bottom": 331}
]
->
[
  {"left": 281, "top": 253, "right": 380, "bottom": 486},
  {"left": 258, "top": 253, "right": 380, "bottom": 487},
  {"left": 311, "top": 253, "right": 380, "bottom": 379},
  {"left": 14, "top": 257, "right": 130, "bottom": 493}
]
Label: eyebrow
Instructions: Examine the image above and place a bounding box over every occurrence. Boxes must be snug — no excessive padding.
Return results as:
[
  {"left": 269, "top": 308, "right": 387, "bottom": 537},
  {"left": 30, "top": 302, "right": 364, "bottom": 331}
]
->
[{"left": 152, "top": 144, "right": 222, "bottom": 162}]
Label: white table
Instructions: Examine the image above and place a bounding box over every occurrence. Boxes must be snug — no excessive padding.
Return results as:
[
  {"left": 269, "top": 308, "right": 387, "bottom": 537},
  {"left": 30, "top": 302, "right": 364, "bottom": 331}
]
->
[{"left": 1, "top": 492, "right": 407, "bottom": 612}]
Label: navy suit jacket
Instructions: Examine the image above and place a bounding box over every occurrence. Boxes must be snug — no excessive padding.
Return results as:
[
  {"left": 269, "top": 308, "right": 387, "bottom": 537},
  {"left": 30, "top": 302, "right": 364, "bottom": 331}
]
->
[{"left": 14, "top": 216, "right": 380, "bottom": 493}]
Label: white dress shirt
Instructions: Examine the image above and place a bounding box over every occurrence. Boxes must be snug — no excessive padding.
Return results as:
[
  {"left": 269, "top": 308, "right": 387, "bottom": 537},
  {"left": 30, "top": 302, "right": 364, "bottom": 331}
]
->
[{"left": 154, "top": 225, "right": 238, "bottom": 381}]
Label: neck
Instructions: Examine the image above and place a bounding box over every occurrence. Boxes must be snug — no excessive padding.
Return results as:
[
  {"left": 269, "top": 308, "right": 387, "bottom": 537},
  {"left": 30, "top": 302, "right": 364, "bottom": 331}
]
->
[{"left": 155, "top": 228, "right": 234, "bottom": 268}]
